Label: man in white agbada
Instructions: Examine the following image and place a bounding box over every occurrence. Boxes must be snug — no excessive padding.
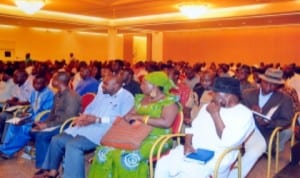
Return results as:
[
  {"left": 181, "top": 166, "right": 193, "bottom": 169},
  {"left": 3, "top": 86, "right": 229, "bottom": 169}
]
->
[{"left": 155, "top": 77, "right": 255, "bottom": 178}]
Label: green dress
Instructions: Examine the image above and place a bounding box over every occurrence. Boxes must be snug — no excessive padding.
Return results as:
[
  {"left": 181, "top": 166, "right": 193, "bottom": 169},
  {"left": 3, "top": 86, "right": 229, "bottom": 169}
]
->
[{"left": 89, "top": 94, "right": 177, "bottom": 178}]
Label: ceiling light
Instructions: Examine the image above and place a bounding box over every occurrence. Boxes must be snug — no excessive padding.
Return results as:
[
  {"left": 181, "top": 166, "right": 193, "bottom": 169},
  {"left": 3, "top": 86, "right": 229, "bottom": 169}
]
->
[
  {"left": 178, "top": 3, "right": 208, "bottom": 19},
  {"left": 0, "top": 24, "right": 18, "bottom": 29},
  {"left": 15, "top": 0, "right": 45, "bottom": 15}
]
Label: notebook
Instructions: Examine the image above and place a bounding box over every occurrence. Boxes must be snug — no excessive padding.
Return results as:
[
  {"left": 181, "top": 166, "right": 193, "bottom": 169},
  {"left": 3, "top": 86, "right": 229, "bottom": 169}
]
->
[
  {"left": 184, "top": 148, "right": 215, "bottom": 164},
  {"left": 252, "top": 105, "right": 279, "bottom": 121}
]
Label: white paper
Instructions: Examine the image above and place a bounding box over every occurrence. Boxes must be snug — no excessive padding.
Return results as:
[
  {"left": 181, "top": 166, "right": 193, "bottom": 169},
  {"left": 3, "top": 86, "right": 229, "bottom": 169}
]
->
[
  {"left": 5, "top": 105, "right": 24, "bottom": 112},
  {"left": 6, "top": 117, "right": 22, "bottom": 124},
  {"left": 40, "top": 126, "right": 60, "bottom": 132},
  {"left": 266, "top": 105, "right": 279, "bottom": 119},
  {"left": 6, "top": 114, "right": 32, "bottom": 125}
]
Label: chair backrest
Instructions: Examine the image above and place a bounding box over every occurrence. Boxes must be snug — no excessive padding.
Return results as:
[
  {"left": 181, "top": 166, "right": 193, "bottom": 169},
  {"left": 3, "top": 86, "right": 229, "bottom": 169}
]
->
[
  {"left": 291, "top": 111, "right": 300, "bottom": 147},
  {"left": 213, "top": 145, "right": 243, "bottom": 178},
  {"left": 171, "top": 111, "right": 184, "bottom": 134},
  {"left": 81, "top": 93, "right": 96, "bottom": 112},
  {"left": 212, "top": 128, "right": 255, "bottom": 178}
]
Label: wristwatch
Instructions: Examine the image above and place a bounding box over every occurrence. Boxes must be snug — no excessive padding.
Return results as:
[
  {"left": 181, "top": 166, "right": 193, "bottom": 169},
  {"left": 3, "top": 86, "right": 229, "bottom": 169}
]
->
[{"left": 95, "top": 117, "right": 101, "bottom": 124}]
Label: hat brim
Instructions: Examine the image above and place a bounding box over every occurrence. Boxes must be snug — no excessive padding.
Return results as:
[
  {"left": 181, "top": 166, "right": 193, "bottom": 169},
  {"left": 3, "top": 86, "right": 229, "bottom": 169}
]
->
[{"left": 259, "top": 74, "right": 285, "bottom": 85}]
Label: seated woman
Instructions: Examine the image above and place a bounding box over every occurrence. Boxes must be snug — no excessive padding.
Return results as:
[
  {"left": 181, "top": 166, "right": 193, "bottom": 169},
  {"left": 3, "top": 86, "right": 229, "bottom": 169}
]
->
[{"left": 88, "top": 71, "right": 179, "bottom": 178}]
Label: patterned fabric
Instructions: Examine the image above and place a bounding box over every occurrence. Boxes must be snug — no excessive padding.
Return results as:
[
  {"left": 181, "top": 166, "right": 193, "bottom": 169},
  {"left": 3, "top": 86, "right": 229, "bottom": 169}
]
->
[{"left": 88, "top": 94, "right": 177, "bottom": 178}]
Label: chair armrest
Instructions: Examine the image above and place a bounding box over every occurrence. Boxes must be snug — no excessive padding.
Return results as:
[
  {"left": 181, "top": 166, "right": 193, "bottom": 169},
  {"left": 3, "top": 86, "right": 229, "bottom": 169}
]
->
[
  {"left": 149, "top": 133, "right": 186, "bottom": 178},
  {"left": 34, "top": 110, "right": 51, "bottom": 122},
  {"left": 291, "top": 112, "right": 300, "bottom": 147},
  {"left": 267, "top": 126, "right": 283, "bottom": 178},
  {"left": 156, "top": 133, "right": 186, "bottom": 159},
  {"left": 213, "top": 145, "right": 242, "bottom": 178},
  {"left": 59, "top": 117, "right": 77, "bottom": 133},
  {"left": 13, "top": 105, "right": 31, "bottom": 117}
]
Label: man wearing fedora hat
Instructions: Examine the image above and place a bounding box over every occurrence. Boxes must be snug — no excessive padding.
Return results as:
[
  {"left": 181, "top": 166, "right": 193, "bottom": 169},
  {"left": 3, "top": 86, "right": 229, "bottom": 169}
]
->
[
  {"left": 230, "top": 68, "right": 294, "bottom": 177},
  {"left": 155, "top": 77, "right": 255, "bottom": 178}
]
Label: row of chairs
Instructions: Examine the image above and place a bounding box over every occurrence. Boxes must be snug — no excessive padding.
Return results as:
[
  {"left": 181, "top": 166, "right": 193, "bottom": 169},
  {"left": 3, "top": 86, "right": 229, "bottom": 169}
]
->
[{"left": 4, "top": 94, "right": 299, "bottom": 178}]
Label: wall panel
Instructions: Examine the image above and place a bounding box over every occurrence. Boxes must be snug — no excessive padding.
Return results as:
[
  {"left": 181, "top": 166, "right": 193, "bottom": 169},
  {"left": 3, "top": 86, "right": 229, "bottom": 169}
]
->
[{"left": 163, "top": 26, "right": 300, "bottom": 65}]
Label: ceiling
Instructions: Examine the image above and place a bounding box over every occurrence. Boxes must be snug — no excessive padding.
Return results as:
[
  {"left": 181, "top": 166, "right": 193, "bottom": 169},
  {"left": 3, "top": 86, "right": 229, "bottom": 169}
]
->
[{"left": 0, "top": 0, "right": 299, "bottom": 34}]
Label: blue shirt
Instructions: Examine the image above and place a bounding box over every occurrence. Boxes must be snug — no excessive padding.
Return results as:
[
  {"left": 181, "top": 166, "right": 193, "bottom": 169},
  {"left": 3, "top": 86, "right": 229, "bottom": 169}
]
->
[
  {"left": 75, "top": 77, "right": 99, "bottom": 96},
  {"left": 29, "top": 87, "right": 54, "bottom": 121},
  {"left": 65, "top": 86, "right": 134, "bottom": 144}
]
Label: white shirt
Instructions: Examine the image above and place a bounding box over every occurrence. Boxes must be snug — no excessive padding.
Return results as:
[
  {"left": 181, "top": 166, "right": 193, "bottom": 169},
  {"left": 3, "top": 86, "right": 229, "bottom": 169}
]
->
[
  {"left": 12, "top": 77, "right": 34, "bottom": 102},
  {"left": 65, "top": 87, "right": 134, "bottom": 145},
  {"left": 0, "top": 78, "right": 15, "bottom": 103}
]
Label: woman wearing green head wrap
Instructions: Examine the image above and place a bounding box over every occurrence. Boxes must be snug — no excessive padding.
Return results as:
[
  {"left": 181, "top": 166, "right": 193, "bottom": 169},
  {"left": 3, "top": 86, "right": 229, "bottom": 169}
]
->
[
  {"left": 89, "top": 71, "right": 179, "bottom": 178},
  {"left": 144, "top": 71, "right": 174, "bottom": 95}
]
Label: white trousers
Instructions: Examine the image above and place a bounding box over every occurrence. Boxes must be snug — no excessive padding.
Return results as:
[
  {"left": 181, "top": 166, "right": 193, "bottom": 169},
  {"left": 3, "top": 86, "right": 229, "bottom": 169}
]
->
[
  {"left": 154, "top": 145, "right": 231, "bottom": 178},
  {"left": 228, "top": 128, "right": 266, "bottom": 178}
]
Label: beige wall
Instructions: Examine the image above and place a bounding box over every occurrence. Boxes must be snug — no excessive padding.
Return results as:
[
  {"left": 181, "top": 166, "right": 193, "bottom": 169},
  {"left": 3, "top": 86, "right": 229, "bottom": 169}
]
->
[
  {"left": 1, "top": 25, "right": 299, "bottom": 66},
  {"left": 163, "top": 26, "right": 300, "bottom": 65},
  {"left": 133, "top": 36, "right": 147, "bottom": 63},
  {"left": 0, "top": 27, "right": 119, "bottom": 62}
]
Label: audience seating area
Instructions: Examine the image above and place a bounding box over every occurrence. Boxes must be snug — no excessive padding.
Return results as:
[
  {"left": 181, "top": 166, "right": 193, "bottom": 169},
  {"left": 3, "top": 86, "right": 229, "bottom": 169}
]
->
[{"left": 0, "top": 60, "right": 300, "bottom": 178}]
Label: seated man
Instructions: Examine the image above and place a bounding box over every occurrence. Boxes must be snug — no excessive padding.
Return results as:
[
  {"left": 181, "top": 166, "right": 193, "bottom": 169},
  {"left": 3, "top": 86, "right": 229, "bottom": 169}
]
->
[
  {"left": 233, "top": 68, "right": 294, "bottom": 177},
  {"left": 155, "top": 77, "right": 255, "bottom": 178},
  {"left": 34, "top": 75, "right": 134, "bottom": 178},
  {"left": 75, "top": 65, "right": 99, "bottom": 96},
  {"left": 31, "top": 71, "right": 81, "bottom": 170},
  {"left": 0, "top": 69, "right": 34, "bottom": 142},
  {"left": 0, "top": 67, "right": 15, "bottom": 109},
  {"left": 0, "top": 74, "right": 54, "bottom": 159},
  {"left": 119, "top": 67, "right": 142, "bottom": 96}
]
